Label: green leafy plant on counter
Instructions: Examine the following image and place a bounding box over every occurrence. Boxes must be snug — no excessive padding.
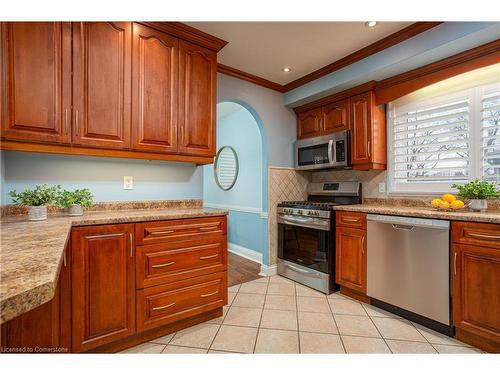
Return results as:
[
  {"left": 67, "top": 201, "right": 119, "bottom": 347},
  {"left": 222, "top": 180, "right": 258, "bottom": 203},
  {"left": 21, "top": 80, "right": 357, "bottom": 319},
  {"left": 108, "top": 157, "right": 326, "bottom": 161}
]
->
[
  {"left": 56, "top": 188, "right": 94, "bottom": 209},
  {"left": 451, "top": 179, "right": 500, "bottom": 200},
  {"left": 8, "top": 184, "right": 61, "bottom": 206}
]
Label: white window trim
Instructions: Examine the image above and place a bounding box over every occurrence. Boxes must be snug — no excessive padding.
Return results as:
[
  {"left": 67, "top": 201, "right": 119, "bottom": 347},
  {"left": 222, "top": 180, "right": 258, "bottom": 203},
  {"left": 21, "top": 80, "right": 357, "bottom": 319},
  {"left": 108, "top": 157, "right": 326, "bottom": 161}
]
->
[{"left": 387, "top": 78, "right": 500, "bottom": 195}]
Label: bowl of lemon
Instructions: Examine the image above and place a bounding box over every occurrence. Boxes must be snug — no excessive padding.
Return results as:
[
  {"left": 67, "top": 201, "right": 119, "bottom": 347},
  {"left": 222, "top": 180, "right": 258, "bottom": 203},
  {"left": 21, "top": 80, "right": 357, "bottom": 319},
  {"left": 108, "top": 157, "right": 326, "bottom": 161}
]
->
[{"left": 430, "top": 194, "right": 468, "bottom": 211}]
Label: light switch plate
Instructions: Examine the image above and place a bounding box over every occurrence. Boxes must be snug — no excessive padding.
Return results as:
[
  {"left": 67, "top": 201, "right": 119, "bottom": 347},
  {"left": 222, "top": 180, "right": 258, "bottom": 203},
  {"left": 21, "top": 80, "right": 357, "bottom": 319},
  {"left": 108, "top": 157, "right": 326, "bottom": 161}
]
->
[
  {"left": 123, "top": 176, "right": 133, "bottom": 190},
  {"left": 378, "top": 182, "right": 386, "bottom": 193}
]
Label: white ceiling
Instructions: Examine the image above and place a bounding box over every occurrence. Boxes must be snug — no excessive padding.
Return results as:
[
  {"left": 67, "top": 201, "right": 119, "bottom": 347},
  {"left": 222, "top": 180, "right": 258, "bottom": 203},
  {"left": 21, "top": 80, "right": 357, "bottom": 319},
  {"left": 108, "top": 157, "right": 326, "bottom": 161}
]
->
[{"left": 187, "top": 22, "right": 412, "bottom": 85}]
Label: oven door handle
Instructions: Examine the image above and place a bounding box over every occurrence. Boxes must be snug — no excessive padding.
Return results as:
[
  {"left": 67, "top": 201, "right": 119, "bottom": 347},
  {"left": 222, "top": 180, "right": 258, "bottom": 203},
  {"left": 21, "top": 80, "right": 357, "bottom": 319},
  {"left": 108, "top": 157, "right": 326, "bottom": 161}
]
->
[
  {"left": 328, "top": 139, "right": 334, "bottom": 164},
  {"left": 281, "top": 215, "right": 317, "bottom": 224}
]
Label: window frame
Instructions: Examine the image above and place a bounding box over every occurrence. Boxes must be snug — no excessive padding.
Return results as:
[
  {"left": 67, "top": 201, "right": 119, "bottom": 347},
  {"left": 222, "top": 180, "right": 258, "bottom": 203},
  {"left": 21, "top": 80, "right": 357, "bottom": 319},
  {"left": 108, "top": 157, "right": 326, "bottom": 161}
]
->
[{"left": 387, "top": 79, "right": 500, "bottom": 195}]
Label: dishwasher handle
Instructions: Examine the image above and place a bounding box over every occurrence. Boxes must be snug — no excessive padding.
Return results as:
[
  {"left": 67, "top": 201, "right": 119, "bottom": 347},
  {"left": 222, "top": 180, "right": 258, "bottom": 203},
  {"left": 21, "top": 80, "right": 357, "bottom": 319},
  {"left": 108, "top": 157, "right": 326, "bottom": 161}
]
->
[{"left": 367, "top": 214, "right": 449, "bottom": 229}]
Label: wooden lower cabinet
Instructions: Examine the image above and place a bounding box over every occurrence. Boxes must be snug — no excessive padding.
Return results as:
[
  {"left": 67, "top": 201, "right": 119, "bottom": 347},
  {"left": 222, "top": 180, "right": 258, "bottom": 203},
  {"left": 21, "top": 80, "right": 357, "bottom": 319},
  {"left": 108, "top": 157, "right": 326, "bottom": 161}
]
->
[
  {"left": 71, "top": 224, "right": 136, "bottom": 352},
  {"left": 335, "top": 212, "right": 367, "bottom": 296},
  {"left": 452, "top": 221, "right": 500, "bottom": 353}
]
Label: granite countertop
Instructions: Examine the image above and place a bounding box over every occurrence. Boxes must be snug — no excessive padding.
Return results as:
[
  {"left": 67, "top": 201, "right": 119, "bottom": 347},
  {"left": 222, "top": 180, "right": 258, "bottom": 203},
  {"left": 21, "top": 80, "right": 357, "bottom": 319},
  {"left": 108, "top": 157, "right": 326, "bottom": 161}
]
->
[
  {"left": 333, "top": 204, "right": 500, "bottom": 224},
  {"left": 0, "top": 207, "right": 228, "bottom": 324}
]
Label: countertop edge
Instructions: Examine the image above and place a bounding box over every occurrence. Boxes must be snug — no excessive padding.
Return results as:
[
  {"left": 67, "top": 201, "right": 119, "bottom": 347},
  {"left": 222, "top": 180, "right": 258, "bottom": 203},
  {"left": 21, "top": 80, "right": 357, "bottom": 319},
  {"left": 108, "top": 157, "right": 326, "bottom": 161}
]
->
[{"left": 1, "top": 209, "right": 228, "bottom": 323}]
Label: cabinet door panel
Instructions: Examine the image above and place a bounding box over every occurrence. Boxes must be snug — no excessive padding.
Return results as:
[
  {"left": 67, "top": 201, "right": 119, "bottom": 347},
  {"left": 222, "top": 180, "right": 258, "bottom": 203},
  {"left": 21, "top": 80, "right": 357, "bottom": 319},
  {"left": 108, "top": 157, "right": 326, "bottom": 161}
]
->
[
  {"left": 297, "top": 108, "right": 322, "bottom": 139},
  {"left": 453, "top": 244, "right": 500, "bottom": 344},
  {"left": 132, "top": 23, "right": 178, "bottom": 153},
  {"left": 323, "top": 100, "right": 348, "bottom": 134},
  {"left": 0, "top": 22, "right": 71, "bottom": 143},
  {"left": 71, "top": 224, "right": 135, "bottom": 352},
  {"left": 178, "top": 40, "right": 216, "bottom": 157},
  {"left": 72, "top": 22, "right": 131, "bottom": 149},
  {"left": 336, "top": 226, "right": 366, "bottom": 293},
  {"left": 350, "top": 92, "right": 372, "bottom": 164}
]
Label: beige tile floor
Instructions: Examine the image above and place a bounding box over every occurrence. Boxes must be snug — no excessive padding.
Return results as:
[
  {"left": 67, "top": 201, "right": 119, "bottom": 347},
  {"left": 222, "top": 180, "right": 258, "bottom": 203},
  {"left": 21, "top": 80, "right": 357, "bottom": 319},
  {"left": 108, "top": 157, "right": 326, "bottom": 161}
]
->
[{"left": 121, "top": 275, "right": 484, "bottom": 354}]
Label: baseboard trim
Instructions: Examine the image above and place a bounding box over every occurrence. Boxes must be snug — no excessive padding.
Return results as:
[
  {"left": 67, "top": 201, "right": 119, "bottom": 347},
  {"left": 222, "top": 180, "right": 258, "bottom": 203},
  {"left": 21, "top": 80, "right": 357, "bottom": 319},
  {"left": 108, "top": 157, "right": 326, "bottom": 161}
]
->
[
  {"left": 259, "top": 264, "right": 277, "bottom": 277},
  {"left": 228, "top": 243, "right": 263, "bottom": 264}
]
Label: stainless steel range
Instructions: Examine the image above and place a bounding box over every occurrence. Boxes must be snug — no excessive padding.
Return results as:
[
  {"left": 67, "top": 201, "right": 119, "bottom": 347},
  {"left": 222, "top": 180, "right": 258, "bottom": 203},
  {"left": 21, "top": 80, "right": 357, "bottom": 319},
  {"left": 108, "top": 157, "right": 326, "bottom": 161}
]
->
[{"left": 277, "top": 181, "right": 362, "bottom": 294}]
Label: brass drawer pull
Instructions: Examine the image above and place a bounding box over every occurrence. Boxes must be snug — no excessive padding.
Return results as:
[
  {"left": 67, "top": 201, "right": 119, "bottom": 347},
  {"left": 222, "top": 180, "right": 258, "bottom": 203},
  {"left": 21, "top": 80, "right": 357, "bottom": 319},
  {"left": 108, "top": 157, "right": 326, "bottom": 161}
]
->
[
  {"left": 199, "top": 254, "right": 218, "bottom": 260},
  {"left": 200, "top": 291, "right": 218, "bottom": 298},
  {"left": 152, "top": 302, "right": 176, "bottom": 311},
  {"left": 151, "top": 261, "right": 175, "bottom": 268},
  {"left": 468, "top": 232, "right": 500, "bottom": 240},
  {"left": 199, "top": 226, "right": 219, "bottom": 231},
  {"left": 151, "top": 230, "right": 174, "bottom": 235},
  {"left": 343, "top": 217, "right": 360, "bottom": 222}
]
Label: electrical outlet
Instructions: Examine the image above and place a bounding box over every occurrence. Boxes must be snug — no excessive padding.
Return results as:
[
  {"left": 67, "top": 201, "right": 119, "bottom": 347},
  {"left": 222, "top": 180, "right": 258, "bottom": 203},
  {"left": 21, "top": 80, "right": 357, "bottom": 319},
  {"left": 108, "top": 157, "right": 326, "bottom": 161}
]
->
[
  {"left": 378, "top": 182, "right": 386, "bottom": 193},
  {"left": 123, "top": 176, "right": 133, "bottom": 190}
]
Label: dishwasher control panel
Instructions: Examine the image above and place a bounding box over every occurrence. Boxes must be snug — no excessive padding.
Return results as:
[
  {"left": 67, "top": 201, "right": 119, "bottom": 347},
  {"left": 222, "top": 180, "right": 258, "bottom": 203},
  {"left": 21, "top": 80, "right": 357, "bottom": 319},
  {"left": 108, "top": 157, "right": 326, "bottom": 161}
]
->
[{"left": 367, "top": 214, "right": 450, "bottom": 229}]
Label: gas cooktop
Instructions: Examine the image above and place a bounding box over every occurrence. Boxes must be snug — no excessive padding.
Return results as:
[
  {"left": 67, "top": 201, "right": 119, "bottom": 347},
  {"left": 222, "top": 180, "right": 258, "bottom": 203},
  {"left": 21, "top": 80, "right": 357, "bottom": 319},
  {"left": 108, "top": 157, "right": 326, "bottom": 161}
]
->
[{"left": 277, "top": 201, "right": 343, "bottom": 211}]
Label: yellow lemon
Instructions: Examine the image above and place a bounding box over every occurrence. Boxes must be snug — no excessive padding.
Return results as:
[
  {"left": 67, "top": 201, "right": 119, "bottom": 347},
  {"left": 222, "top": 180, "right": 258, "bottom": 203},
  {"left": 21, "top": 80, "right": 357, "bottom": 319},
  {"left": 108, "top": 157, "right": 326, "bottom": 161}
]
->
[
  {"left": 431, "top": 198, "right": 442, "bottom": 208},
  {"left": 441, "top": 193, "right": 456, "bottom": 203},
  {"left": 438, "top": 201, "right": 450, "bottom": 210},
  {"left": 450, "top": 200, "right": 465, "bottom": 210}
]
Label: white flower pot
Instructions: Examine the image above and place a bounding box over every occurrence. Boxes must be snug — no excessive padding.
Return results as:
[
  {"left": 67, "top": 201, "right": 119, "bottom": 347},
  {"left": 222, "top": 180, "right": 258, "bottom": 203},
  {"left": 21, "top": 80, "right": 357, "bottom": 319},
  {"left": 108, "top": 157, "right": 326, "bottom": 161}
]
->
[
  {"left": 68, "top": 204, "right": 84, "bottom": 216},
  {"left": 469, "top": 199, "right": 487, "bottom": 212},
  {"left": 28, "top": 205, "right": 47, "bottom": 221}
]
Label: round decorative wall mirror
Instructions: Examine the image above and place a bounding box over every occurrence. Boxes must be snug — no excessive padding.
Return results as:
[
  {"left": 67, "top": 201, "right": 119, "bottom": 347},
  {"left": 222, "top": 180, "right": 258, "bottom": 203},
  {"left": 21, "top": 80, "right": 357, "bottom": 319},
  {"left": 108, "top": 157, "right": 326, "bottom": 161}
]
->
[{"left": 214, "top": 146, "right": 239, "bottom": 191}]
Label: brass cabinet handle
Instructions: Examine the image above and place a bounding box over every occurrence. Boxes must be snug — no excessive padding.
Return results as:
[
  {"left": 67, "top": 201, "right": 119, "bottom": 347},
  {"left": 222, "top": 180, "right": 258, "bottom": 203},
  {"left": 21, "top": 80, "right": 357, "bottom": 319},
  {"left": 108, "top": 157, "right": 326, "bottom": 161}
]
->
[
  {"left": 200, "top": 291, "right": 218, "bottom": 298},
  {"left": 75, "top": 109, "right": 79, "bottom": 136},
  {"left": 343, "top": 217, "right": 360, "bottom": 222},
  {"left": 454, "top": 252, "right": 457, "bottom": 276},
  {"left": 152, "top": 302, "right": 175, "bottom": 311},
  {"left": 63, "top": 249, "right": 67, "bottom": 267},
  {"left": 151, "top": 261, "right": 175, "bottom": 268},
  {"left": 151, "top": 230, "right": 174, "bottom": 235},
  {"left": 468, "top": 232, "right": 500, "bottom": 240},
  {"left": 64, "top": 108, "right": 69, "bottom": 135},
  {"left": 361, "top": 236, "right": 365, "bottom": 256},
  {"left": 129, "top": 233, "right": 133, "bottom": 257},
  {"left": 367, "top": 141, "right": 371, "bottom": 157},
  {"left": 199, "top": 254, "right": 218, "bottom": 260},
  {"left": 199, "top": 226, "right": 218, "bottom": 231}
]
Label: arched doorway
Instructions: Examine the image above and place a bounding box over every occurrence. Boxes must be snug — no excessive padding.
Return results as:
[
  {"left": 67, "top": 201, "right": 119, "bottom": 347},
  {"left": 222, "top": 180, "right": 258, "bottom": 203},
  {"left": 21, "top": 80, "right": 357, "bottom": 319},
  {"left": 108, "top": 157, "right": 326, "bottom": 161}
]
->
[{"left": 203, "top": 101, "right": 269, "bottom": 268}]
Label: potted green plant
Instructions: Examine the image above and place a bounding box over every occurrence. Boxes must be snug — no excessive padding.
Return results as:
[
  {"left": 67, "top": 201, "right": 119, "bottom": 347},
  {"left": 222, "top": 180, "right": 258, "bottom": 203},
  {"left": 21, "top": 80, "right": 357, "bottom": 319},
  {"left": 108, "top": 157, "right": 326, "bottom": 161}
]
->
[
  {"left": 57, "top": 188, "right": 94, "bottom": 216},
  {"left": 451, "top": 179, "right": 500, "bottom": 212},
  {"left": 8, "top": 184, "right": 61, "bottom": 221}
]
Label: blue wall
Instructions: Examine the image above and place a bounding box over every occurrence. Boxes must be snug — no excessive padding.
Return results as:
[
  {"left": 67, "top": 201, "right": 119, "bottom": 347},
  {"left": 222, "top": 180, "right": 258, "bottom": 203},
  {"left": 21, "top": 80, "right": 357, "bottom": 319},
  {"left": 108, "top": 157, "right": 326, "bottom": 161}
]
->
[
  {"left": 204, "top": 103, "right": 268, "bottom": 265},
  {"left": 1, "top": 151, "right": 203, "bottom": 204},
  {"left": 204, "top": 106, "right": 263, "bottom": 210}
]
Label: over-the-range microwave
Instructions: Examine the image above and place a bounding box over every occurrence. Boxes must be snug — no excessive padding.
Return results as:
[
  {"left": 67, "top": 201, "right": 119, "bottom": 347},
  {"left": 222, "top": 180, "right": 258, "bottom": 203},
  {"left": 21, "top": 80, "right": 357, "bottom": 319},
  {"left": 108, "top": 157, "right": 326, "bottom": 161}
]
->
[{"left": 294, "top": 130, "right": 351, "bottom": 170}]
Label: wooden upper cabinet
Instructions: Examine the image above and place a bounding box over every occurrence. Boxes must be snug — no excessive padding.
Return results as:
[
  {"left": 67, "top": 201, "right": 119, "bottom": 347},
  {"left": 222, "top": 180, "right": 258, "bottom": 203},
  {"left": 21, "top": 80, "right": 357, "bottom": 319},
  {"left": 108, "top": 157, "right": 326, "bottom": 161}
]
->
[
  {"left": 349, "top": 91, "right": 386, "bottom": 170},
  {"left": 71, "top": 224, "right": 135, "bottom": 352},
  {"left": 297, "top": 108, "right": 322, "bottom": 139},
  {"left": 0, "top": 22, "right": 71, "bottom": 144},
  {"left": 322, "top": 100, "right": 349, "bottom": 134},
  {"left": 72, "top": 22, "right": 132, "bottom": 149},
  {"left": 131, "top": 23, "right": 178, "bottom": 153},
  {"left": 178, "top": 40, "right": 217, "bottom": 157}
]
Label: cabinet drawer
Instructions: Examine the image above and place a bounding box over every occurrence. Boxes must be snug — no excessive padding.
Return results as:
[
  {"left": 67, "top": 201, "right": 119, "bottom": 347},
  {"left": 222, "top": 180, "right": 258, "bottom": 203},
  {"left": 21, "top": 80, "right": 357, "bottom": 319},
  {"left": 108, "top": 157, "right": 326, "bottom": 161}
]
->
[
  {"left": 136, "top": 238, "right": 227, "bottom": 288},
  {"left": 135, "top": 216, "right": 227, "bottom": 245},
  {"left": 336, "top": 211, "right": 367, "bottom": 229},
  {"left": 137, "top": 272, "right": 227, "bottom": 332},
  {"left": 452, "top": 221, "right": 500, "bottom": 250}
]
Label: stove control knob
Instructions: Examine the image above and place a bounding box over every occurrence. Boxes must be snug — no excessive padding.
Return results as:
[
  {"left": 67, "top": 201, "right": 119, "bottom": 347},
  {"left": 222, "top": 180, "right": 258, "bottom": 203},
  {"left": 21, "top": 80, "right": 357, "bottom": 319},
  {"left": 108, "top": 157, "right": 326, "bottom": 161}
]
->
[
  {"left": 308, "top": 210, "right": 314, "bottom": 216},
  {"left": 297, "top": 210, "right": 303, "bottom": 215}
]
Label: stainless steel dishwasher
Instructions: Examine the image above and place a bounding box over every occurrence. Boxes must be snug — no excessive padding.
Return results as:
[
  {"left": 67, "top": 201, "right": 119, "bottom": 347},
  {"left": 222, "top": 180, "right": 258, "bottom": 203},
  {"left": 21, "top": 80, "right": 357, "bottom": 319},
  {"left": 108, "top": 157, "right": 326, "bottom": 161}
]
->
[{"left": 367, "top": 214, "right": 452, "bottom": 334}]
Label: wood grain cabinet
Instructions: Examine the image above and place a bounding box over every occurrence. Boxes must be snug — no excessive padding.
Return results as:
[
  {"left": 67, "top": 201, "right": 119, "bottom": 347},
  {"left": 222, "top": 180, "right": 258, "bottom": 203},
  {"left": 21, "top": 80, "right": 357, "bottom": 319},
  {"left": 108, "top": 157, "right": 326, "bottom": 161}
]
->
[
  {"left": 349, "top": 91, "right": 386, "bottom": 170},
  {"left": 71, "top": 224, "right": 136, "bottom": 352},
  {"left": 452, "top": 221, "right": 500, "bottom": 353},
  {"left": 0, "top": 22, "right": 72, "bottom": 144},
  {"left": 297, "top": 108, "right": 322, "bottom": 139},
  {"left": 178, "top": 40, "right": 217, "bottom": 157},
  {"left": 335, "top": 212, "right": 367, "bottom": 295},
  {"left": 131, "top": 23, "right": 178, "bottom": 153},
  {"left": 322, "top": 100, "right": 349, "bottom": 134}
]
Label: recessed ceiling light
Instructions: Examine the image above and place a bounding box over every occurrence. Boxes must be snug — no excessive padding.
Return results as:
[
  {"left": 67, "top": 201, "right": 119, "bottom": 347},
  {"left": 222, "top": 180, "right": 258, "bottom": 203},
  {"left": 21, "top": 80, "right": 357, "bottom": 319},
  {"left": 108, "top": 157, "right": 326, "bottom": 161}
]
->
[
  {"left": 365, "top": 21, "right": 377, "bottom": 28},
  {"left": 282, "top": 67, "right": 291, "bottom": 73}
]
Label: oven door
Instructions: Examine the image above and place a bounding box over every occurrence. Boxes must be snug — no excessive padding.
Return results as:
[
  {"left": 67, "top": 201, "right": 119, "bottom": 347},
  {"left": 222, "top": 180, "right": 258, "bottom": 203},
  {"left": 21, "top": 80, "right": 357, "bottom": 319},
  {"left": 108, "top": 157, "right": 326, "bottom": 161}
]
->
[{"left": 277, "top": 215, "right": 330, "bottom": 274}]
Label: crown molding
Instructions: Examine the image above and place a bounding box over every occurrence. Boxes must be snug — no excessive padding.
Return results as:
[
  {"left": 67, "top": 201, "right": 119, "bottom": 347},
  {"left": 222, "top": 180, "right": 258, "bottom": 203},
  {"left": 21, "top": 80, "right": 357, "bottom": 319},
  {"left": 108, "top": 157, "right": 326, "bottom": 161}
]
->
[
  {"left": 282, "top": 22, "right": 443, "bottom": 92},
  {"left": 139, "top": 22, "right": 228, "bottom": 52},
  {"left": 217, "top": 64, "right": 285, "bottom": 92}
]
